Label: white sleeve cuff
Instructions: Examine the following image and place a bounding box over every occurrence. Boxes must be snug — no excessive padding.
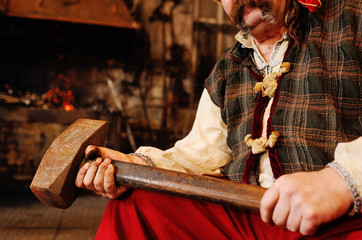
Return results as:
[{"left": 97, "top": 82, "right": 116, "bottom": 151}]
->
[{"left": 333, "top": 137, "right": 362, "bottom": 213}]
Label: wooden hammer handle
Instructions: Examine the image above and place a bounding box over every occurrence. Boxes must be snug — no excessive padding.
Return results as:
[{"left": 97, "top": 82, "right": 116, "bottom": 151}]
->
[{"left": 112, "top": 161, "right": 266, "bottom": 211}]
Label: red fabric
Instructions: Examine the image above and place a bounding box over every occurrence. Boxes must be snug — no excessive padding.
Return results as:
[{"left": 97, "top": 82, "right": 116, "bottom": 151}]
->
[
  {"left": 95, "top": 189, "right": 362, "bottom": 240},
  {"left": 296, "top": 0, "right": 322, "bottom": 12}
]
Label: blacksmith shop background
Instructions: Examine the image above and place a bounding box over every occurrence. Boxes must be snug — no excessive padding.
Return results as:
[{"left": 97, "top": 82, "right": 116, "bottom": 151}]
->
[{"left": 0, "top": 0, "right": 237, "bottom": 239}]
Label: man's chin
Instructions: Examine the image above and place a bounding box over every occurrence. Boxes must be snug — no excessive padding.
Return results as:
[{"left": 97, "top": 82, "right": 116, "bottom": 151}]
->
[
  {"left": 243, "top": 7, "right": 263, "bottom": 28},
  {"left": 236, "top": 20, "right": 262, "bottom": 37}
]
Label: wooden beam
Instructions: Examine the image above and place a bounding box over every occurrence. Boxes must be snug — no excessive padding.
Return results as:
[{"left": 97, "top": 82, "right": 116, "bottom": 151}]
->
[{"left": 3, "top": 0, "right": 140, "bottom": 29}]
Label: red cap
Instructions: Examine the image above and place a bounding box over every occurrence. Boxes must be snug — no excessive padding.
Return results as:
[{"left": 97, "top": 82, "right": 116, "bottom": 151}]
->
[{"left": 296, "top": 0, "right": 322, "bottom": 12}]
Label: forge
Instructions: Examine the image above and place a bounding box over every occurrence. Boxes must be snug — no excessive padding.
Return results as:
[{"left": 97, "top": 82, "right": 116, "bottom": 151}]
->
[{"left": 0, "top": 1, "right": 146, "bottom": 189}]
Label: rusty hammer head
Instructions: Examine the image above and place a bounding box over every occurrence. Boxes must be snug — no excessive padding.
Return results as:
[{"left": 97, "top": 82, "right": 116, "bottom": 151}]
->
[{"left": 30, "top": 119, "right": 109, "bottom": 209}]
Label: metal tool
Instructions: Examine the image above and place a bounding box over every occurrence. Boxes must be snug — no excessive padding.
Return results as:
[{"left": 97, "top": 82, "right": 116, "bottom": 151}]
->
[{"left": 30, "top": 119, "right": 265, "bottom": 211}]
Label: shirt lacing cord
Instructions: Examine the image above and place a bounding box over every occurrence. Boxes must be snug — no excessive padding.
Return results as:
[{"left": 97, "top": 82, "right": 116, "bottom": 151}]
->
[
  {"left": 253, "top": 33, "right": 290, "bottom": 99},
  {"left": 254, "top": 62, "right": 291, "bottom": 98},
  {"left": 244, "top": 131, "right": 280, "bottom": 154}
]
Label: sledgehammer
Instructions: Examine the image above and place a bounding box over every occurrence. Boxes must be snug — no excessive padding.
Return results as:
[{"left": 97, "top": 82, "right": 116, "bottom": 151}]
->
[{"left": 30, "top": 119, "right": 266, "bottom": 211}]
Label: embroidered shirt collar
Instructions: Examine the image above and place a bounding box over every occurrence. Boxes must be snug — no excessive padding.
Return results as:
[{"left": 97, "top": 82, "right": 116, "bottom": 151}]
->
[
  {"left": 235, "top": 32, "right": 254, "bottom": 49},
  {"left": 234, "top": 31, "right": 289, "bottom": 51}
]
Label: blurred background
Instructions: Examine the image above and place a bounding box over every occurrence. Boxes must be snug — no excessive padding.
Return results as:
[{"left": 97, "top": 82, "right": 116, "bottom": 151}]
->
[{"left": 0, "top": 0, "right": 238, "bottom": 239}]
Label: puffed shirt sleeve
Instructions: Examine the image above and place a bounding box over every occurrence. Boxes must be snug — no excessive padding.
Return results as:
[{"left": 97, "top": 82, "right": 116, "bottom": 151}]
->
[
  {"left": 135, "top": 89, "right": 232, "bottom": 177},
  {"left": 333, "top": 137, "right": 362, "bottom": 212}
]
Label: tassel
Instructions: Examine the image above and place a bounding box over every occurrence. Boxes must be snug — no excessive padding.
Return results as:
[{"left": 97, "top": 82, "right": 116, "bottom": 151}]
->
[
  {"left": 244, "top": 131, "right": 280, "bottom": 154},
  {"left": 254, "top": 62, "right": 291, "bottom": 98}
]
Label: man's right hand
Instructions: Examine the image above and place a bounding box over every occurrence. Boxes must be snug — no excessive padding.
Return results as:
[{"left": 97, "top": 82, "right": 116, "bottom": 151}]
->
[{"left": 75, "top": 145, "right": 150, "bottom": 199}]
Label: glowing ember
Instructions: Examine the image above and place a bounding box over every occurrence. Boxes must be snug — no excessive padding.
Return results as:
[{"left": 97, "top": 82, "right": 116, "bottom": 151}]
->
[
  {"left": 63, "top": 103, "right": 74, "bottom": 111},
  {"left": 43, "top": 74, "right": 75, "bottom": 111}
]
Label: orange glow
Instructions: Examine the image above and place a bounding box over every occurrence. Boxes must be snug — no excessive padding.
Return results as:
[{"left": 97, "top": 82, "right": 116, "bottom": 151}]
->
[
  {"left": 43, "top": 74, "right": 75, "bottom": 111},
  {"left": 63, "top": 103, "right": 75, "bottom": 112}
]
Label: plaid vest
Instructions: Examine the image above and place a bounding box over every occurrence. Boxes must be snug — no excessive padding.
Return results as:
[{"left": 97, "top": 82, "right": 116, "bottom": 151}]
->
[{"left": 205, "top": 0, "right": 361, "bottom": 185}]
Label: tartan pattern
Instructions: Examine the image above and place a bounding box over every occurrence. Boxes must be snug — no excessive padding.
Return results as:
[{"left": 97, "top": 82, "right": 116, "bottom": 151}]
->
[{"left": 205, "top": 0, "right": 362, "bottom": 184}]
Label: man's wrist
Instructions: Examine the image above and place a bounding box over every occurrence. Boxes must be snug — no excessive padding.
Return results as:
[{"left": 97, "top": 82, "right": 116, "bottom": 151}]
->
[
  {"left": 326, "top": 162, "right": 361, "bottom": 215},
  {"left": 129, "top": 153, "right": 155, "bottom": 166}
]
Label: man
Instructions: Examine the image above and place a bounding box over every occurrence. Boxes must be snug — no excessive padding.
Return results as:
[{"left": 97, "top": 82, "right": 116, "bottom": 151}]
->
[{"left": 76, "top": 0, "right": 362, "bottom": 238}]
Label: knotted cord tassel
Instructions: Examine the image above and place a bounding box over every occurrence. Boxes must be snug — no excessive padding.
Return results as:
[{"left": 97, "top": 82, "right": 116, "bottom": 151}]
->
[
  {"left": 244, "top": 131, "right": 280, "bottom": 154},
  {"left": 254, "top": 62, "right": 291, "bottom": 98},
  {"left": 267, "top": 131, "right": 280, "bottom": 148}
]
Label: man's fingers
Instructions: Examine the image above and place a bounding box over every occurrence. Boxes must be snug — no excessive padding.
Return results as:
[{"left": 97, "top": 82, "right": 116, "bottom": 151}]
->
[
  {"left": 285, "top": 205, "right": 302, "bottom": 232},
  {"left": 271, "top": 195, "right": 290, "bottom": 228},
  {"left": 85, "top": 145, "right": 128, "bottom": 161},
  {"left": 299, "top": 216, "right": 318, "bottom": 236},
  {"left": 104, "top": 164, "right": 128, "bottom": 199},
  {"left": 93, "top": 158, "right": 112, "bottom": 194},
  {"left": 260, "top": 185, "right": 280, "bottom": 225},
  {"left": 98, "top": 147, "right": 128, "bottom": 160},
  {"left": 298, "top": 204, "right": 320, "bottom": 235},
  {"left": 76, "top": 153, "right": 127, "bottom": 200},
  {"left": 85, "top": 145, "right": 101, "bottom": 160},
  {"left": 83, "top": 157, "right": 102, "bottom": 191},
  {"left": 75, "top": 162, "right": 90, "bottom": 188}
]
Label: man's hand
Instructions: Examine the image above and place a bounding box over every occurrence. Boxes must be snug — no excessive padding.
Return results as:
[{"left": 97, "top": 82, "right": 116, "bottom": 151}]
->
[
  {"left": 260, "top": 167, "right": 354, "bottom": 235},
  {"left": 75, "top": 145, "right": 150, "bottom": 199}
]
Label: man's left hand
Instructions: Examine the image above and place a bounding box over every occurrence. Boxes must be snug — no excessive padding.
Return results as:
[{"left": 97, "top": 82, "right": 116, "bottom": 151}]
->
[{"left": 260, "top": 167, "right": 353, "bottom": 235}]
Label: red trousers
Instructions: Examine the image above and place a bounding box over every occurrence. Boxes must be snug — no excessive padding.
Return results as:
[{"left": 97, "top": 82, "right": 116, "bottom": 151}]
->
[{"left": 95, "top": 189, "right": 362, "bottom": 240}]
